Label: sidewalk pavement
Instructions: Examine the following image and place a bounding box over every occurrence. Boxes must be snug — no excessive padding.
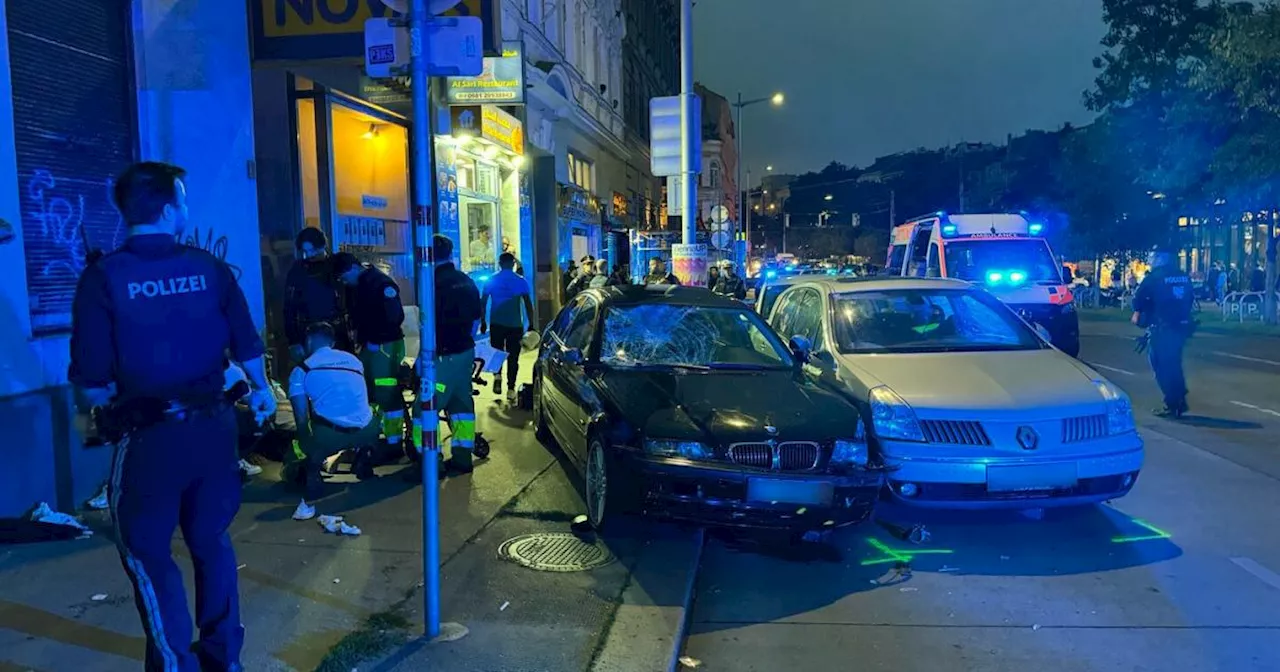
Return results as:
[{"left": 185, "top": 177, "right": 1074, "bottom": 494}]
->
[{"left": 0, "top": 352, "right": 691, "bottom": 672}]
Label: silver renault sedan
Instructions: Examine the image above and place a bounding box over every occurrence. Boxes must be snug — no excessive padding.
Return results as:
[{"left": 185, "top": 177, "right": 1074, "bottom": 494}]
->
[{"left": 766, "top": 276, "right": 1143, "bottom": 510}]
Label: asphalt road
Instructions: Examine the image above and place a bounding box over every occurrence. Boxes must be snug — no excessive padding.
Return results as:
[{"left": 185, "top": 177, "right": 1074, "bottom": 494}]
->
[{"left": 675, "top": 316, "right": 1280, "bottom": 672}]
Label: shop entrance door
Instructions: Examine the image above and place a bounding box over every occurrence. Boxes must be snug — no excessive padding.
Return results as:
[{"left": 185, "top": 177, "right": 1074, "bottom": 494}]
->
[{"left": 291, "top": 80, "right": 416, "bottom": 304}]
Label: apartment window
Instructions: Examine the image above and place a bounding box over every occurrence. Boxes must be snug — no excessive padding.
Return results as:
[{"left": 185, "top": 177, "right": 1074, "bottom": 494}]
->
[
  {"left": 568, "top": 151, "right": 594, "bottom": 191},
  {"left": 709, "top": 162, "right": 721, "bottom": 189}
]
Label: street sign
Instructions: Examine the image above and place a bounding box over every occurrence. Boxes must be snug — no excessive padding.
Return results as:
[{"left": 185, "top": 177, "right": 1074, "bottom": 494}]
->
[
  {"left": 649, "top": 94, "right": 701, "bottom": 177},
  {"left": 710, "top": 204, "right": 728, "bottom": 224},
  {"left": 365, "top": 18, "right": 408, "bottom": 77},
  {"left": 365, "top": 16, "right": 483, "bottom": 78}
]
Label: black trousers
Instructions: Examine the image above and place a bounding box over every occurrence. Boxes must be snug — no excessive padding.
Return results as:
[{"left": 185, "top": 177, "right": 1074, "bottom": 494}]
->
[{"left": 489, "top": 324, "right": 524, "bottom": 388}]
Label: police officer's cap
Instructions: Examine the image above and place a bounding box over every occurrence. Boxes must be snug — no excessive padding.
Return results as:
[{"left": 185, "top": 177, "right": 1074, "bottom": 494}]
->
[{"left": 296, "top": 227, "right": 327, "bottom": 250}]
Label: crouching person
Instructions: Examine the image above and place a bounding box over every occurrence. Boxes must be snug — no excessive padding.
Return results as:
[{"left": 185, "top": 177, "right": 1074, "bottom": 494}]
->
[{"left": 286, "top": 322, "right": 380, "bottom": 521}]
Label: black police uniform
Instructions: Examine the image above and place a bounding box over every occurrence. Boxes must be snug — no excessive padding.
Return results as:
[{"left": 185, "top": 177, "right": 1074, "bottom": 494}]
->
[
  {"left": 644, "top": 271, "right": 681, "bottom": 285},
  {"left": 283, "top": 256, "right": 351, "bottom": 354},
  {"left": 713, "top": 273, "right": 746, "bottom": 299},
  {"left": 1132, "top": 262, "right": 1195, "bottom": 413},
  {"left": 69, "top": 233, "right": 264, "bottom": 671}
]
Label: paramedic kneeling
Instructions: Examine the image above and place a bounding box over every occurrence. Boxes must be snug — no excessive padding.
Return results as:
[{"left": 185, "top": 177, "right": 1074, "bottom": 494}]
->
[{"left": 287, "top": 323, "right": 381, "bottom": 511}]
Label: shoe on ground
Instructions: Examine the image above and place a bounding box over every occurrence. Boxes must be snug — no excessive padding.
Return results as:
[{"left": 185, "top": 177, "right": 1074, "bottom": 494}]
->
[
  {"left": 238, "top": 459, "right": 263, "bottom": 476},
  {"left": 86, "top": 486, "right": 109, "bottom": 511},
  {"left": 1153, "top": 405, "right": 1181, "bottom": 419},
  {"left": 293, "top": 499, "right": 317, "bottom": 521},
  {"left": 492, "top": 377, "right": 502, "bottom": 395},
  {"left": 506, "top": 387, "right": 517, "bottom": 402}
]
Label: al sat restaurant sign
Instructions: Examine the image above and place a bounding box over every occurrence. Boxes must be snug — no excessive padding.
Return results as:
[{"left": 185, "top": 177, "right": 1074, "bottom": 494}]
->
[
  {"left": 450, "top": 105, "right": 524, "bottom": 156},
  {"left": 250, "top": 0, "right": 500, "bottom": 61},
  {"left": 445, "top": 42, "right": 524, "bottom": 104}
]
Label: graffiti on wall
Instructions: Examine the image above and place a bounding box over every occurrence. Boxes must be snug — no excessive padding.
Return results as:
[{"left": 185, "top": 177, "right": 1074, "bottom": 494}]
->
[
  {"left": 183, "top": 226, "right": 243, "bottom": 280},
  {"left": 26, "top": 170, "right": 91, "bottom": 276}
]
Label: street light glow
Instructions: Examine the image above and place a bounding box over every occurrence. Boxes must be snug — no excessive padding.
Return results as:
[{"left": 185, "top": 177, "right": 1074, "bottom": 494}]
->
[
  {"left": 766, "top": 165, "right": 774, "bottom": 171},
  {"left": 824, "top": 194, "right": 833, "bottom": 201},
  {"left": 771, "top": 92, "right": 785, "bottom": 106}
]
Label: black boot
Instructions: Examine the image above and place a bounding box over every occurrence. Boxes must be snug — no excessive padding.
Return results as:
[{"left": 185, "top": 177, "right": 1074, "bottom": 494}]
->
[{"left": 352, "top": 447, "right": 375, "bottom": 480}]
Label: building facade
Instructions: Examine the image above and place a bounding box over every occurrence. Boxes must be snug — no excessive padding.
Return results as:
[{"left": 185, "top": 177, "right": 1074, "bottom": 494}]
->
[
  {"left": 507, "top": 0, "right": 636, "bottom": 316},
  {"left": 694, "top": 83, "right": 738, "bottom": 230},
  {"left": 620, "top": 0, "right": 678, "bottom": 234},
  {"left": 0, "top": 0, "right": 263, "bottom": 515}
]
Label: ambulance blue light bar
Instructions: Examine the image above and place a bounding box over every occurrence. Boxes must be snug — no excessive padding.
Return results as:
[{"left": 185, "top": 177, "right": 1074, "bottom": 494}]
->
[
  {"left": 986, "top": 270, "right": 1028, "bottom": 286},
  {"left": 941, "top": 224, "right": 958, "bottom": 237},
  {"left": 1028, "top": 223, "right": 1043, "bottom": 235}
]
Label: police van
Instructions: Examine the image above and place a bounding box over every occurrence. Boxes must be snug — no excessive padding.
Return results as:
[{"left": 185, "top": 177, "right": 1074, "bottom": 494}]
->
[{"left": 885, "top": 212, "right": 1080, "bottom": 357}]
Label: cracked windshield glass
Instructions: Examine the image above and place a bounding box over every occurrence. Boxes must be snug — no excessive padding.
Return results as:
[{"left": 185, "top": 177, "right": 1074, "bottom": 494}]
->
[{"left": 6, "top": 1, "right": 1280, "bottom": 671}]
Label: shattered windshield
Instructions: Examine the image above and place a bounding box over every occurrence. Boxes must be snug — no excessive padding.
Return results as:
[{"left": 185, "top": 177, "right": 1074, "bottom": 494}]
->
[
  {"left": 831, "top": 289, "right": 1045, "bottom": 354},
  {"left": 600, "top": 305, "right": 794, "bottom": 369}
]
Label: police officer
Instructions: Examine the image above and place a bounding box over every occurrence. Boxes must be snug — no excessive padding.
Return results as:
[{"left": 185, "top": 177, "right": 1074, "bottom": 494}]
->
[
  {"left": 69, "top": 162, "right": 275, "bottom": 672},
  {"left": 332, "top": 252, "right": 408, "bottom": 459},
  {"left": 712, "top": 259, "right": 747, "bottom": 299},
  {"left": 1132, "top": 244, "right": 1195, "bottom": 418},
  {"left": 644, "top": 256, "right": 680, "bottom": 285},
  {"left": 283, "top": 228, "right": 351, "bottom": 361},
  {"left": 408, "top": 234, "right": 484, "bottom": 480}
]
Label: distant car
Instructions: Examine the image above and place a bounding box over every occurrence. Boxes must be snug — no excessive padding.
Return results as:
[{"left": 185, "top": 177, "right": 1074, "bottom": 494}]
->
[
  {"left": 767, "top": 276, "right": 1144, "bottom": 510},
  {"left": 754, "top": 273, "right": 808, "bottom": 321},
  {"left": 533, "top": 285, "right": 883, "bottom": 531}
]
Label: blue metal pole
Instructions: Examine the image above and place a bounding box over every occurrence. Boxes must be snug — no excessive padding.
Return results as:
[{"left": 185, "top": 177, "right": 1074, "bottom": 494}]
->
[{"left": 409, "top": 0, "right": 441, "bottom": 640}]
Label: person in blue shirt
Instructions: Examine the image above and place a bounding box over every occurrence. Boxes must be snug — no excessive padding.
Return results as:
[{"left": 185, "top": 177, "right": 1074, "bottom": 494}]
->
[
  {"left": 479, "top": 252, "right": 538, "bottom": 401},
  {"left": 69, "top": 162, "right": 275, "bottom": 672}
]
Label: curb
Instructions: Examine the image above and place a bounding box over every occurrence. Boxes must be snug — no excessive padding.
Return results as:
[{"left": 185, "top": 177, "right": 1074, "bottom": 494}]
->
[{"left": 665, "top": 527, "right": 706, "bottom": 672}]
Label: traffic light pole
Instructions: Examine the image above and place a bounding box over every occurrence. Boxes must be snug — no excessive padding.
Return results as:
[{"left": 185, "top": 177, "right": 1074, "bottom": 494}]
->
[
  {"left": 679, "top": 0, "right": 697, "bottom": 246},
  {"left": 409, "top": 0, "right": 444, "bottom": 640}
]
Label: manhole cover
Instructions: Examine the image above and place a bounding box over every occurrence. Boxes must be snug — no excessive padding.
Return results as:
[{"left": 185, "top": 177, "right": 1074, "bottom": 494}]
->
[{"left": 497, "top": 532, "right": 616, "bottom": 572}]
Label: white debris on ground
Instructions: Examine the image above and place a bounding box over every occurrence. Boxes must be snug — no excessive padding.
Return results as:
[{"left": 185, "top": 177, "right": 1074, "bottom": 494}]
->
[
  {"left": 318, "top": 514, "right": 361, "bottom": 536},
  {"left": 678, "top": 656, "right": 702, "bottom": 669},
  {"left": 30, "top": 502, "right": 92, "bottom": 537}
]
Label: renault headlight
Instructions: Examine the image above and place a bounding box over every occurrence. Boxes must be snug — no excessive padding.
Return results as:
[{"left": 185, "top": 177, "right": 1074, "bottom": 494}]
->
[
  {"left": 644, "top": 439, "right": 713, "bottom": 460},
  {"left": 1093, "top": 379, "right": 1135, "bottom": 435},
  {"left": 868, "top": 386, "right": 925, "bottom": 442}
]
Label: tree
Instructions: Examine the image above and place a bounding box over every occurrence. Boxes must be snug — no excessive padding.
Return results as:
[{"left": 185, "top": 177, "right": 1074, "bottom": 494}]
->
[
  {"left": 852, "top": 229, "right": 889, "bottom": 260},
  {"left": 1193, "top": 2, "right": 1280, "bottom": 322}
]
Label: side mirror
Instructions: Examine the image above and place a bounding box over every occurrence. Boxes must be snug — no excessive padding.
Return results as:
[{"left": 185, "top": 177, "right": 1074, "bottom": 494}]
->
[{"left": 789, "top": 335, "right": 813, "bottom": 362}]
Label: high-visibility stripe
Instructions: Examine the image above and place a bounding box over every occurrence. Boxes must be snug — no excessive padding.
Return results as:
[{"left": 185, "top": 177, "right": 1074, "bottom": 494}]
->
[
  {"left": 435, "top": 382, "right": 447, "bottom": 393},
  {"left": 374, "top": 377, "right": 400, "bottom": 387},
  {"left": 383, "top": 410, "right": 405, "bottom": 444},
  {"left": 108, "top": 436, "right": 180, "bottom": 671},
  {"left": 452, "top": 414, "right": 476, "bottom": 442},
  {"left": 289, "top": 438, "right": 306, "bottom": 462}
]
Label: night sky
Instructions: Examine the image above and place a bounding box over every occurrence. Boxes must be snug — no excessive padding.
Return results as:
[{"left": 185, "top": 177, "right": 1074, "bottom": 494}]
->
[{"left": 694, "top": 0, "right": 1106, "bottom": 176}]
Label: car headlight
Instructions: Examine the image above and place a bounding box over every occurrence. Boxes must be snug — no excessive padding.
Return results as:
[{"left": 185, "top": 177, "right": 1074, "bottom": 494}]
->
[
  {"left": 868, "top": 386, "right": 924, "bottom": 442},
  {"left": 643, "top": 439, "right": 713, "bottom": 460},
  {"left": 832, "top": 417, "right": 869, "bottom": 465},
  {"left": 1093, "top": 379, "right": 1135, "bottom": 435}
]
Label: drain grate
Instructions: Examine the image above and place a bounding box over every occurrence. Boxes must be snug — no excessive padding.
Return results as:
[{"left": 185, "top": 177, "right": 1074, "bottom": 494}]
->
[{"left": 497, "top": 532, "right": 616, "bottom": 572}]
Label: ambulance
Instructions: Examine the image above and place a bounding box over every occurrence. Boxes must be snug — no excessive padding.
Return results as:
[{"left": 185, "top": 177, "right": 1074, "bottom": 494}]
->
[{"left": 885, "top": 212, "right": 1079, "bottom": 357}]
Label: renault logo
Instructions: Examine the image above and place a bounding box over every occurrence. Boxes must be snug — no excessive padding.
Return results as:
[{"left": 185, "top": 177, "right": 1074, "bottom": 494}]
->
[{"left": 1016, "top": 426, "right": 1039, "bottom": 450}]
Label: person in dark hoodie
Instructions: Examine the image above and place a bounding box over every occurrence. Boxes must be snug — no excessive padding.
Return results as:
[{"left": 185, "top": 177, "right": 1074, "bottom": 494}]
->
[{"left": 283, "top": 228, "right": 350, "bottom": 362}]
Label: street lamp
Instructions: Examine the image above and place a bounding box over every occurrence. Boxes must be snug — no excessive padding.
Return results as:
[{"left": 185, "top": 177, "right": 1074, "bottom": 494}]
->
[
  {"left": 824, "top": 194, "right": 834, "bottom": 201},
  {"left": 733, "top": 91, "right": 785, "bottom": 267}
]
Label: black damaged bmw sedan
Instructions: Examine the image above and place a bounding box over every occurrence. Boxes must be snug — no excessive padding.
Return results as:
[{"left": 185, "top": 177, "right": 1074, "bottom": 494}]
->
[{"left": 532, "top": 284, "right": 883, "bottom": 532}]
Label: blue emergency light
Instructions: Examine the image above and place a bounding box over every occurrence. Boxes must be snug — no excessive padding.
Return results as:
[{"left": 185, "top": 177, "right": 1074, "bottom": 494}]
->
[
  {"left": 986, "top": 270, "right": 1028, "bottom": 286},
  {"left": 765, "top": 270, "right": 778, "bottom": 279},
  {"left": 1028, "top": 223, "right": 1043, "bottom": 235},
  {"left": 941, "top": 224, "right": 958, "bottom": 237}
]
